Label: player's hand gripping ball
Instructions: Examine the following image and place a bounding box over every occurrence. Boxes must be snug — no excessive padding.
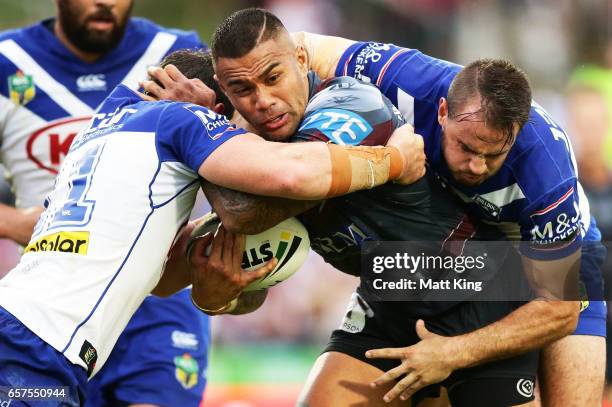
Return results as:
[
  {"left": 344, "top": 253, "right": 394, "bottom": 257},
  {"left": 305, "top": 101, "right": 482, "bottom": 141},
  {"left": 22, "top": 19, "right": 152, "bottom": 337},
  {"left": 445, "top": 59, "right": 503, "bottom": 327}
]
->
[{"left": 188, "top": 213, "right": 310, "bottom": 291}]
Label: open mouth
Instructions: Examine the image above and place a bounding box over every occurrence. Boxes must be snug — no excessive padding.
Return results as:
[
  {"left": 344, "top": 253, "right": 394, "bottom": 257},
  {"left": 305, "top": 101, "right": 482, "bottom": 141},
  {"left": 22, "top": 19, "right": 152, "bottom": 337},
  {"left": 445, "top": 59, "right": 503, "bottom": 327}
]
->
[
  {"left": 263, "top": 113, "right": 288, "bottom": 131},
  {"left": 87, "top": 15, "right": 115, "bottom": 31}
]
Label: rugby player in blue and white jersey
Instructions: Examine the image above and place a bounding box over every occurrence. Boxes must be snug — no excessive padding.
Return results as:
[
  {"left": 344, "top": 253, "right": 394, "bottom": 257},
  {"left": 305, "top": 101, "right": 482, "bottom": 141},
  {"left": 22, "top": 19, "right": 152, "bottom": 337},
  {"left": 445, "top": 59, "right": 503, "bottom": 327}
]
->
[
  {"left": 0, "top": 51, "right": 421, "bottom": 406},
  {"left": 0, "top": 1, "right": 218, "bottom": 405},
  {"left": 145, "top": 8, "right": 600, "bottom": 406},
  {"left": 287, "top": 33, "right": 607, "bottom": 406}
]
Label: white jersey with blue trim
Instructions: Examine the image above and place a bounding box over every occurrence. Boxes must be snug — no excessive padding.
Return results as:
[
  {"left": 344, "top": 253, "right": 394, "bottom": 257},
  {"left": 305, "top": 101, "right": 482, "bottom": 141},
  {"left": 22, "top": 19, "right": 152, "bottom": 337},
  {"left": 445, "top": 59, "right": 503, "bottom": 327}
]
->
[
  {"left": 0, "top": 17, "right": 204, "bottom": 209},
  {"left": 336, "top": 42, "right": 598, "bottom": 260},
  {"left": 0, "top": 85, "right": 245, "bottom": 376}
]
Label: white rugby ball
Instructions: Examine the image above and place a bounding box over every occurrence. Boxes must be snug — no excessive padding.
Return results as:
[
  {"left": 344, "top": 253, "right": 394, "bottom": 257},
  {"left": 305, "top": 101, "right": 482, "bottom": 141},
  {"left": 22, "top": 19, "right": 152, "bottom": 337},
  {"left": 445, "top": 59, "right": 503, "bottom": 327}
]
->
[{"left": 190, "top": 214, "right": 310, "bottom": 291}]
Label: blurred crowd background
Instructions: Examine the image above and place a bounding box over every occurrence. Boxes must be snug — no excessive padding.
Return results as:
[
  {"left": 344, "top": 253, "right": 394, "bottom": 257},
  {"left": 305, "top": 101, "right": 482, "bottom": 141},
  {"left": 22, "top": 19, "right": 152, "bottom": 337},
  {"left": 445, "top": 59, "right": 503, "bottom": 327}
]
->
[{"left": 1, "top": 0, "right": 611, "bottom": 406}]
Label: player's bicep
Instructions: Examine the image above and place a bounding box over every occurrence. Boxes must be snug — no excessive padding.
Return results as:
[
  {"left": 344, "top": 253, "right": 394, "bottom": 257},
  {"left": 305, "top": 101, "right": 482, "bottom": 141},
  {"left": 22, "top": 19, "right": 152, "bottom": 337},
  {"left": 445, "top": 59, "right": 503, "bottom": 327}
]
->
[
  {"left": 518, "top": 182, "right": 584, "bottom": 300},
  {"left": 292, "top": 32, "right": 356, "bottom": 79}
]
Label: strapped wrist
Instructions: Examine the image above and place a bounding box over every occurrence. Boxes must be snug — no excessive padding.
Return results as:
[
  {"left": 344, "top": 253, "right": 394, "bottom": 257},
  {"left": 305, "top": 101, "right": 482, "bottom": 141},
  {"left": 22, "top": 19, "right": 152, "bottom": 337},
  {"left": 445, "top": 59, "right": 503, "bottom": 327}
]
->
[{"left": 326, "top": 144, "right": 404, "bottom": 198}]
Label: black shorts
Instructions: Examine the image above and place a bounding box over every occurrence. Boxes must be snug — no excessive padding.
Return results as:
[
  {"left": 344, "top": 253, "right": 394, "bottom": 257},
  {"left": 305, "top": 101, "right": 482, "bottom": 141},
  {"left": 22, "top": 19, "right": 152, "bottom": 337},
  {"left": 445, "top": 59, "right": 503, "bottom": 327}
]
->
[{"left": 324, "top": 292, "right": 539, "bottom": 406}]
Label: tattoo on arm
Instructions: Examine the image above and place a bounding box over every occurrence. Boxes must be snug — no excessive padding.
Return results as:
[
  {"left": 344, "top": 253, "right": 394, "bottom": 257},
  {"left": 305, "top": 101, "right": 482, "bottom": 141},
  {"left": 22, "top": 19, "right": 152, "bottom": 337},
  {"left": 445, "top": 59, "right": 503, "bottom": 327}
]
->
[
  {"left": 229, "top": 289, "right": 268, "bottom": 315},
  {"left": 201, "top": 180, "right": 319, "bottom": 234}
]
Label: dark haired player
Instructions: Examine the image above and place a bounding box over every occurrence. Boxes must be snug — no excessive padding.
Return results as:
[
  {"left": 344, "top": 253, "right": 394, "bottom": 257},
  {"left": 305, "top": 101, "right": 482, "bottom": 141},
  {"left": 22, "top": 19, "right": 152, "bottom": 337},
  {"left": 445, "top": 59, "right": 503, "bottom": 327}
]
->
[
  {"left": 143, "top": 9, "right": 584, "bottom": 405},
  {"left": 291, "top": 32, "right": 606, "bottom": 407}
]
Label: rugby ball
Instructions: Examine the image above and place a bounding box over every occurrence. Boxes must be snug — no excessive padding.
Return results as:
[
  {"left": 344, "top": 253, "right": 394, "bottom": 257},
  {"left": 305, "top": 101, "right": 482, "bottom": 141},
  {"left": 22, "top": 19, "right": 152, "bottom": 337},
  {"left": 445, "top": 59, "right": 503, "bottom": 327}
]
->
[{"left": 189, "top": 213, "right": 310, "bottom": 291}]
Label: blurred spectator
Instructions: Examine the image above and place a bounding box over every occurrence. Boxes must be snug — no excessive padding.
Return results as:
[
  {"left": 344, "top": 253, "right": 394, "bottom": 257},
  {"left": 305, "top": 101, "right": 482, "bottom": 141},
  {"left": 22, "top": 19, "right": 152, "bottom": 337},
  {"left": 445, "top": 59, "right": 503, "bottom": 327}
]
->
[
  {"left": 567, "top": 70, "right": 612, "bottom": 402},
  {"left": 264, "top": 0, "right": 340, "bottom": 34},
  {"left": 567, "top": 80, "right": 612, "bottom": 230},
  {"left": 0, "top": 166, "right": 18, "bottom": 279},
  {"left": 0, "top": 167, "right": 14, "bottom": 206},
  {"left": 571, "top": 64, "right": 612, "bottom": 169},
  {"left": 453, "top": 0, "right": 572, "bottom": 88}
]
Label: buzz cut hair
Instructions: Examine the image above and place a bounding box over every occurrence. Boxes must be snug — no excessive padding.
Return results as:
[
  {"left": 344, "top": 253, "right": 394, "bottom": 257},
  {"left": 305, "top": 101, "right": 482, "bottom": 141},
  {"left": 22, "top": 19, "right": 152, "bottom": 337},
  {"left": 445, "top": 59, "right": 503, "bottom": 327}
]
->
[{"left": 211, "top": 8, "right": 287, "bottom": 60}]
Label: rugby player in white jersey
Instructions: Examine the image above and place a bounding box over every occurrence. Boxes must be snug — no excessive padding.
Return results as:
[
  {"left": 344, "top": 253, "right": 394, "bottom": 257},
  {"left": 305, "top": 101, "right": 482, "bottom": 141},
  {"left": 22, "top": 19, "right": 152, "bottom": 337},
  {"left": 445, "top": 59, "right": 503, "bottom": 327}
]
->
[
  {"left": 0, "top": 1, "right": 212, "bottom": 405},
  {"left": 0, "top": 43, "right": 423, "bottom": 406}
]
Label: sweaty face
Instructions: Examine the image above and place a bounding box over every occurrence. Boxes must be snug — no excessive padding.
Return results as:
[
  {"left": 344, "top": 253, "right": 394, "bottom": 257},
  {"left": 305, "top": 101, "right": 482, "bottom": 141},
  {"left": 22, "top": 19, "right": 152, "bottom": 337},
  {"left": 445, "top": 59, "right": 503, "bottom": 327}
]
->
[
  {"left": 57, "top": 0, "right": 133, "bottom": 54},
  {"left": 438, "top": 97, "right": 516, "bottom": 187},
  {"left": 215, "top": 35, "right": 309, "bottom": 141}
]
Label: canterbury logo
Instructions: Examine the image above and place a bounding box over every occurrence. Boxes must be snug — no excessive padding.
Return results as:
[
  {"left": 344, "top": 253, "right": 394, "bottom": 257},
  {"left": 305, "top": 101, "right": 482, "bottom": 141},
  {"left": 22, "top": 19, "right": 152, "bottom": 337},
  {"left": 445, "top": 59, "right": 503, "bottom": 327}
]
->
[
  {"left": 516, "top": 379, "right": 535, "bottom": 398},
  {"left": 25, "top": 231, "right": 90, "bottom": 255},
  {"left": 77, "top": 74, "right": 106, "bottom": 91}
]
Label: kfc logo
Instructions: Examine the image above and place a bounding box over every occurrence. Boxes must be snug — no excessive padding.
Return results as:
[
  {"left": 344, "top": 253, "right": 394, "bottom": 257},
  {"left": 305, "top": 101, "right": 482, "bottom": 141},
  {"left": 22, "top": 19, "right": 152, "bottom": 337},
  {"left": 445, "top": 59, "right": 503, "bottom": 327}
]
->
[{"left": 27, "top": 117, "right": 91, "bottom": 174}]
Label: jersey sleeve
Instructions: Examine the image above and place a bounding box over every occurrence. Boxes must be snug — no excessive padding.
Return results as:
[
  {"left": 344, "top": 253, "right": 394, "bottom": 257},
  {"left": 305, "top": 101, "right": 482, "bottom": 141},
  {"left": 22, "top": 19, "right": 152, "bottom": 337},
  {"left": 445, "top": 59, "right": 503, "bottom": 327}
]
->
[
  {"left": 156, "top": 103, "right": 246, "bottom": 172},
  {"left": 519, "top": 180, "right": 583, "bottom": 260},
  {"left": 337, "top": 42, "right": 459, "bottom": 94},
  {"left": 335, "top": 42, "right": 409, "bottom": 89},
  {"left": 291, "top": 76, "right": 404, "bottom": 146},
  {"left": 335, "top": 41, "right": 461, "bottom": 145}
]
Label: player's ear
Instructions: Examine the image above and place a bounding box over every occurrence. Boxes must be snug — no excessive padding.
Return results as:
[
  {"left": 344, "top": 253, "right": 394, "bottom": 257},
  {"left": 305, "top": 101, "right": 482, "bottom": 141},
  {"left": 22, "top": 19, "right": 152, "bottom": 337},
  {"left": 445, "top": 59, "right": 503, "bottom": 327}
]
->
[
  {"left": 296, "top": 44, "right": 308, "bottom": 75},
  {"left": 438, "top": 97, "right": 449, "bottom": 127},
  {"left": 213, "top": 103, "right": 224, "bottom": 115},
  {"left": 214, "top": 74, "right": 226, "bottom": 93}
]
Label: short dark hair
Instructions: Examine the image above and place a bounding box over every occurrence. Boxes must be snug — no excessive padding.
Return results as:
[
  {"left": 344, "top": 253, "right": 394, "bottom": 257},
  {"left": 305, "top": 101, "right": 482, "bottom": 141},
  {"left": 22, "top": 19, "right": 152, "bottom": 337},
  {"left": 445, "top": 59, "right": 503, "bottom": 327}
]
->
[
  {"left": 211, "top": 8, "right": 286, "bottom": 60},
  {"left": 157, "top": 49, "right": 234, "bottom": 118},
  {"left": 448, "top": 59, "right": 532, "bottom": 145}
]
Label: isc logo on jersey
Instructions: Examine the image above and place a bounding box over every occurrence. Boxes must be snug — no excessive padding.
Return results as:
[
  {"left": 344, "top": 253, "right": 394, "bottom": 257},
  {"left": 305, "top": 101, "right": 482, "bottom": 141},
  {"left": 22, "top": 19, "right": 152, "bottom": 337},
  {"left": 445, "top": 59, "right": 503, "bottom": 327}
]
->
[
  {"left": 242, "top": 226, "right": 308, "bottom": 291},
  {"left": 27, "top": 117, "right": 91, "bottom": 174},
  {"left": 299, "top": 108, "right": 372, "bottom": 145},
  {"left": 25, "top": 231, "right": 90, "bottom": 255}
]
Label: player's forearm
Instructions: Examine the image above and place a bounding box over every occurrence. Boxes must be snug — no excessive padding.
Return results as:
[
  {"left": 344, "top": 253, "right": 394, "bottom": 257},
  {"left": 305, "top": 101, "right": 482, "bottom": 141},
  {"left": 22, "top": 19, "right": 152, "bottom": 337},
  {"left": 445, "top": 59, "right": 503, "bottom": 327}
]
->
[
  {"left": 0, "top": 203, "right": 17, "bottom": 239},
  {"left": 201, "top": 180, "right": 318, "bottom": 234},
  {"left": 202, "top": 135, "right": 331, "bottom": 199},
  {"left": 151, "top": 221, "right": 200, "bottom": 297},
  {"left": 228, "top": 290, "right": 268, "bottom": 315},
  {"left": 150, "top": 268, "right": 190, "bottom": 297},
  {"left": 0, "top": 203, "right": 41, "bottom": 245},
  {"left": 202, "top": 134, "right": 405, "bottom": 200},
  {"left": 446, "top": 300, "right": 579, "bottom": 370}
]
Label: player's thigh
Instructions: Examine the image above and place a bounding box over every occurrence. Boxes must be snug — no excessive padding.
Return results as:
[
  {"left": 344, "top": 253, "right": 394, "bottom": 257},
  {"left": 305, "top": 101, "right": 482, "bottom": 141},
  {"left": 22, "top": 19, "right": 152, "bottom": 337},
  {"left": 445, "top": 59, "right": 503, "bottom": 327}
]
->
[
  {"left": 539, "top": 334, "right": 605, "bottom": 407},
  {"left": 416, "top": 388, "right": 449, "bottom": 407},
  {"left": 298, "top": 351, "right": 410, "bottom": 407}
]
